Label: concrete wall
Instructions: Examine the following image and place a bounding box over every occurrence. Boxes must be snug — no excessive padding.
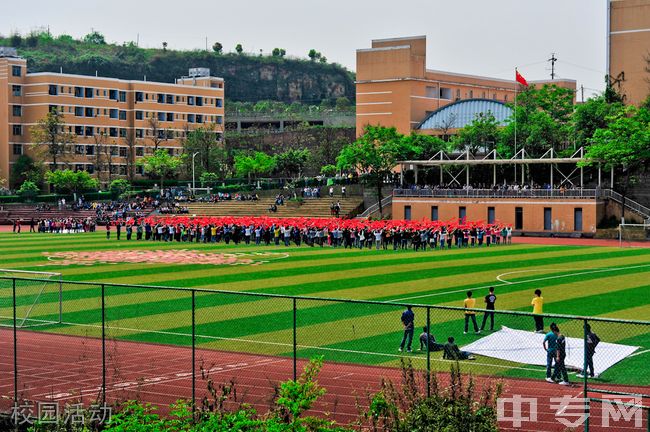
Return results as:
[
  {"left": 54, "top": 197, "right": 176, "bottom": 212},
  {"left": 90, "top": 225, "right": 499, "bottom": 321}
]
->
[{"left": 392, "top": 197, "right": 602, "bottom": 234}]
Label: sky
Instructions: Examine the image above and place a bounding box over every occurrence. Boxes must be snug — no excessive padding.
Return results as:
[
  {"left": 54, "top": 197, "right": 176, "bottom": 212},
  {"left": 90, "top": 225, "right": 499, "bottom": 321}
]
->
[{"left": 2, "top": 0, "right": 608, "bottom": 98}]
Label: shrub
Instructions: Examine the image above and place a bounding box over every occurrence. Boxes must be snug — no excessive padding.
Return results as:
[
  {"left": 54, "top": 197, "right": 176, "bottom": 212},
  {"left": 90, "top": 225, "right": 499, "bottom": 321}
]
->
[{"left": 17, "top": 180, "right": 40, "bottom": 200}]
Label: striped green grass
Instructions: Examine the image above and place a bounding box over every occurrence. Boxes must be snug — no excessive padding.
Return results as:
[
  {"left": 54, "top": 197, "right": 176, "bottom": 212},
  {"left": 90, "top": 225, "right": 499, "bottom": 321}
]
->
[{"left": 0, "top": 232, "right": 649, "bottom": 386}]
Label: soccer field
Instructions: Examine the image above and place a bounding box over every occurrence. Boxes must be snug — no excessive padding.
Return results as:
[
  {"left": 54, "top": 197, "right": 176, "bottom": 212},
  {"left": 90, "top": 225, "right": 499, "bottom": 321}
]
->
[{"left": 1, "top": 232, "right": 649, "bottom": 385}]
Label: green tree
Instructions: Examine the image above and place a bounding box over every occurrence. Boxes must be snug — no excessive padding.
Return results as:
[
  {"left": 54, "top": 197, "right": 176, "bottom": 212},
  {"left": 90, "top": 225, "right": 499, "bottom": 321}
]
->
[
  {"left": 83, "top": 31, "right": 106, "bottom": 45},
  {"left": 402, "top": 132, "right": 448, "bottom": 160},
  {"left": 30, "top": 109, "right": 76, "bottom": 170},
  {"left": 9, "top": 155, "right": 43, "bottom": 188},
  {"left": 182, "top": 126, "right": 226, "bottom": 177},
  {"left": 199, "top": 171, "right": 219, "bottom": 187},
  {"left": 573, "top": 95, "right": 624, "bottom": 147},
  {"left": 275, "top": 148, "right": 311, "bottom": 178},
  {"left": 212, "top": 42, "right": 223, "bottom": 54},
  {"left": 320, "top": 164, "right": 337, "bottom": 177},
  {"left": 272, "top": 47, "right": 286, "bottom": 57},
  {"left": 138, "top": 149, "right": 182, "bottom": 190},
  {"left": 453, "top": 112, "right": 500, "bottom": 155},
  {"left": 500, "top": 84, "right": 574, "bottom": 157},
  {"left": 45, "top": 169, "right": 99, "bottom": 194},
  {"left": 580, "top": 106, "right": 650, "bottom": 219},
  {"left": 17, "top": 180, "right": 40, "bottom": 200},
  {"left": 337, "top": 125, "right": 415, "bottom": 217},
  {"left": 335, "top": 97, "right": 351, "bottom": 111},
  {"left": 109, "top": 179, "right": 131, "bottom": 197},
  {"left": 234, "top": 152, "right": 276, "bottom": 182},
  {"left": 308, "top": 49, "right": 321, "bottom": 61},
  {"left": 235, "top": 43, "right": 243, "bottom": 54}
]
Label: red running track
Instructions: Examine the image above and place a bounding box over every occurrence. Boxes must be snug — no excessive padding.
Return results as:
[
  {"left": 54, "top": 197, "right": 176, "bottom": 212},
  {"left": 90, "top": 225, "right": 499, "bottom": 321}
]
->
[{"left": 0, "top": 330, "right": 647, "bottom": 431}]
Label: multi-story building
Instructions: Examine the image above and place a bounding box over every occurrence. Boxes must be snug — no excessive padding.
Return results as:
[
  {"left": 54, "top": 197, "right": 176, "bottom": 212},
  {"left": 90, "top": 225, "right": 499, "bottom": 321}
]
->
[
  {"left": 356, "top": 35, "right": 575, "bottom": 135},
  {"left": 608, "top": 0, "right": 650, "bottom": 105},
  {"left": 0, "top": 48, "right": 224, "bottom": 186}
]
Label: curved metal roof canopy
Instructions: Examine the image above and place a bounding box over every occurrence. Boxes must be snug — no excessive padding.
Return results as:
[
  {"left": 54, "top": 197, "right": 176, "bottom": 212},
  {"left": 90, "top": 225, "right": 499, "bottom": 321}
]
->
[{"left": 417, "top": 98, "right": 513, "bottom": 130}]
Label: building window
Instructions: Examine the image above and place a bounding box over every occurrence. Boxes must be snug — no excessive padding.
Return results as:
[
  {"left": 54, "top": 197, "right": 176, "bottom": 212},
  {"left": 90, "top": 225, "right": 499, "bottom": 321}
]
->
[
  {"left": 13, "top": 144, "right": 23, "bottom": 155},
  {"left": 216, "top": 115, "right": 223, "bottom": 124},
  {"left": 157, "top": 130, "right": 165, "bottom": 139},
  {"left": 165, "top": 94, "right": 174, "bottom": 104},
  {"left": 187, "top": 114, "right": 195, "bottom": 123},
  {"left": 157, "top": 112, "right": 166, "bottom": 121},
  {"left": 136, "top": 146, "right": 144, "bottom": 156},
  {"left": 119, "top": 147, "right": 127, "bottom": 157},
  {"left": 439, "top": 88, "right": 452, "bottom": 100},
  {"left": 456, "top": 89, "right": 461, "bottom": 100},
  {"left": 75, "top": 164, "right": 84, "bottom": 172},
  {"left": 135, "top": 111, "right": 143, "bottom": 120},
  {"left": 166, "top": 112, "right": 174, "bottom": 122},
  {"left": 544, "top": 207, "right": 552, "bottom": 231},
  {"left": 166, "top": 130, "right": 175, "bottom": 139},
  {"left": 12, "top": 105, "right": 22, "bottom": 117},
  {"left": 136, "top": 165, "right": 144, "bottom": 175},
  {"left": 74, "top": 106, "right": 83, "bottom": 117},
  {"left": 196, "top": 96, "right": 203, "bottom": 106},
  {"left": 515, "top": 207, "right": 523, "bottom": 230},
  {"left": 75, "top": 145, "right": 85, "bottom": 155},
  {"left": 487, "top": 207, "right": 495, "bottom": 224},
  {"left": 216, "top": 98, "right": 223, "bottom": 108},
  {"left": 135, "top": 91, "right": 144, "bottom": 102},
  {"left": 574, "top": 208, "right": 583, "bottom": 231},
  {"left": 167, "top": 148, "right": 175, "bottom": 156},
  {"left": 157, "top": 94, "right": 165, "bottom": 104},
  {"left": 119, "top": 91, "right": 127, "bottom": 102},
  {"left": 109, "top": 127, "right": 118, "bottom": 137},
  {"left": 109, "top": 109, "right": 118, "bottom": 119},
  {"left": 504, "top": 94, "right": 508, "bottom": 102},
  {"left": 48, "top": 85, "right": 58, "bottom": 96},
  {"left": 404, "top": 205, "right": 412, "bottom": 221},
  {"left": 110, "top": 147, "right": 118, "bottom": 156},
  {"left": 87, "top": 164, "right": 95, "bottom": 174},
  {"left": 12, "top": 125, "right": 22, "bottom": 136},
  {"left": 459, "top": 206, "right": 466, "bottom": 221},
  {"left": 109, "top": 89, "right": 118, "bottom": 100},
  {"left": 482, "top": 91, "right": 486, "bottom": 98},
  {"left": 119, "top": 129, "right": 127, "bottom": 138},
  {"left": 469, "top": 90, "right": 473, "bottom": 98},
  {"left": 85, "top": 87, "right": 94, "bottom": 98},
  {"left": 187, "top": 96, "right": 195, "bottom": 106},
  {"left": 85, "top": 126, "right": 94, "bottom": 136},
  {"left": 431, "top": 206, "right": 438, "bottom": 221},
  {"left": 85, "top": 107, "right": 94, "bottom": 117},
  {"left": 492, "top": 93, "right": 497, "bottom": 100},
  {"left": 119, "top": 111, "right": 127, "bottom": 120},
  {"left": 86, "top": 145, "right": 95, "bottom": 156},
  {"left": 75, "top": 126, "right": 84, "bottom": 135},
  {"left": 49, "top": 105, "right": 58, "bottom": 113},
  {"left": 11, "top": 65, "right": 21, "bottom": 77},
  {"left": 74, "top": 87, "right": 83, "bottom": 97},
  {"left": 196, "top": 114, "right": 203, "bottom": 123},
  {"left": 12, "top": 85, "right": 22, "bottom": 96},
  {"left": 135, "top": 129, "right": 144, "bottom": 138}
]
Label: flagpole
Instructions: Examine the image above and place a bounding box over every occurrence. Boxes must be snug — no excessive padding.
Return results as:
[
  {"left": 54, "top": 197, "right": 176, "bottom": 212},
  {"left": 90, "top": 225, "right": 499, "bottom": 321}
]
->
[{"left": 514, "top": 68, "right": 518, "bottom": 184}]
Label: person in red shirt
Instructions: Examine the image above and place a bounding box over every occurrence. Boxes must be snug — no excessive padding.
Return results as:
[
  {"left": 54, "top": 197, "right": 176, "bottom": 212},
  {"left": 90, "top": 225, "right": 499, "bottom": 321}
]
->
[{"left": 106, "top": 223, "right": 111, "bottom": 240}]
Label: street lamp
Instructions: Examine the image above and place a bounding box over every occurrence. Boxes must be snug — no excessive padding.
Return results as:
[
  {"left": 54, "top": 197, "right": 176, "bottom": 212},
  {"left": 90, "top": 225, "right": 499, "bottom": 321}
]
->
[{"left": 191, "top": 152, "right": 200, "bottom": 195}]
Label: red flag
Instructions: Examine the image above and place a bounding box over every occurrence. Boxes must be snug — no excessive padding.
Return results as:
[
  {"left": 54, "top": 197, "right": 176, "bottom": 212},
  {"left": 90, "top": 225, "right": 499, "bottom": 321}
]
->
[{"left": 515, "top": 70, "right": 528, "bottom": 87}]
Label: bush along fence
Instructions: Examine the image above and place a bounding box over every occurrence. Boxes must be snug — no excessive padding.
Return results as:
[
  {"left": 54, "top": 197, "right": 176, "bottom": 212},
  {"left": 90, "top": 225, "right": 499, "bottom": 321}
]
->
[{"left": 0, "top": 277, "right": 648, "bottom": 430}]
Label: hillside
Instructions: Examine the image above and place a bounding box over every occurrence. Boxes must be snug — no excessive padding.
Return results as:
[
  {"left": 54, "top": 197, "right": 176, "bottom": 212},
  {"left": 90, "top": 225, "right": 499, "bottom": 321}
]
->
[{"left": 0, "top": 32, "right": 356, "bottom": 104}]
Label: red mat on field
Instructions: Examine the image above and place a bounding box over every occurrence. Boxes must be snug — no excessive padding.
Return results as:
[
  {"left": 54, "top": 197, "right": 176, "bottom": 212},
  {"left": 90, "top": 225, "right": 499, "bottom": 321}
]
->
[{"left": 0, "top": 330, "right": 646, "bottom": 431}]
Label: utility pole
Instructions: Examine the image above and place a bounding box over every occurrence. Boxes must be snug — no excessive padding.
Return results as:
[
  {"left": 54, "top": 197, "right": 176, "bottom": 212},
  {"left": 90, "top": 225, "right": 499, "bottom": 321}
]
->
[
  {"left": 548, "top": 53, "right": 557, "bottom": 80},
  {"left": 580, "top": 85, "right": 584, "bottom": 103}
]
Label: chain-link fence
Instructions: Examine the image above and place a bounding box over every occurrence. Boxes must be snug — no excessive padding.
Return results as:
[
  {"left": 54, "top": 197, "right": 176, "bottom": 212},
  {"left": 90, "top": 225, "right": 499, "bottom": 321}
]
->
[{"left": 1, "top": 276, "right": 648, "bottom": 429}]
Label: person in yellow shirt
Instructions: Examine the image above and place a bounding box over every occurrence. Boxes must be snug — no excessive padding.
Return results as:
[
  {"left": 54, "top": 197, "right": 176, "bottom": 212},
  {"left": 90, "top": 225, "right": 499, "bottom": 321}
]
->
[
  {"left": 463, "top": 291, "right": 480, "bottom": 334},
  {"left": 532, "top": 289, "right": 544, "bottom": 333}
]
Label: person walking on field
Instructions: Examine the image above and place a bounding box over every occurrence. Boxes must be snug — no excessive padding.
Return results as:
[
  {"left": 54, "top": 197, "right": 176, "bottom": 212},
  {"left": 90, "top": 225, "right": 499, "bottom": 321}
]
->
[
  {"left": 577, "top": 324, "right": 600, "bottom": 379},
  {"left": 399, "top": 306, "right": 415, "bottom": 353},
  {"left": 532, "top": 289, "right": 544, "bottom": 333},
  {"left": 543, "top": 323, "right": 560, "bottom": 383},
  {"left": 105, "top": 223, "right": 111, "bottom": 240},
  {"left": 463, "top": 291, "right": 480, "bottom": 334},
  {"left": 480, "top": 287, "right": 497, "bottom": 332},
  {"left": 552, "top": 330, "right": 571, "bottom": 385}
]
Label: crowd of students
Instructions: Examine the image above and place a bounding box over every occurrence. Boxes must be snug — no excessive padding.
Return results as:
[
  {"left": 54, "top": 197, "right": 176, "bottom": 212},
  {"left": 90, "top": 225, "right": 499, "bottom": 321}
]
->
[
  {"left": 12, "top": 217, "right": 97, "bottom": 233},
  {"left": 103, "top": 215, "right": 513, "bottom": 250}
]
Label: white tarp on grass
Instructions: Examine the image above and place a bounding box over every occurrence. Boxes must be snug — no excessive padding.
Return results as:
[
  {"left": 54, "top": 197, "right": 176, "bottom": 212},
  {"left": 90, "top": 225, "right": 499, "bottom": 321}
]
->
[{"left": 461, "top": 326, "right": 639, "bottom": 375}]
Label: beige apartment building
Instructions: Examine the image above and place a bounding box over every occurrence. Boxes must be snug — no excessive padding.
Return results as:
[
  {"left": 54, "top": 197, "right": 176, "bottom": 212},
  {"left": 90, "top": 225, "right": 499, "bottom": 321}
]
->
[
  {"left": 609, "top": 0, "right": 650, "bottom": 105},
  {"left": 0, "top": 48, "right": 224, "bottom": 186},
  {"left": 356, "top": 36, "right": 575, "bottom": 135}
]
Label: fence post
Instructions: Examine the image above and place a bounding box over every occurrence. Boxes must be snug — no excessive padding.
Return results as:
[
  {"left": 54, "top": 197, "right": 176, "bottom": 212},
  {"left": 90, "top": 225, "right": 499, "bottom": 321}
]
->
[
  {"left": 58, "top": 275, "right": 63, "bottom": 324},
  {"left": 12, "top": 278, "right": 18, "bottom": 408},
  {"left": 426, "top": 306, "right": 431, "bottom": 398},
  {"left": 583, "top": 318, "right": 589, "bottom": 432},
  {"left": 101, "top": 283, "right": 106, "bottom": 405},
  {"left": 191, "top": 290, "right": 196, "bottom": 416},
  {"left": 293, "top": 297, "right": 297, "bottom": 381}
]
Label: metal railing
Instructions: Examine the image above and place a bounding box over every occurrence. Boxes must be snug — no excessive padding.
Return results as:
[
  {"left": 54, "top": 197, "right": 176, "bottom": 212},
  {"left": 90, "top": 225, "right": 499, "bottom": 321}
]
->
[
  {"left": 602, "top": 189, "right": 650, "bottom": 220},
  {"left": 1, "top": 276, "right": 648, "bottom": 428},
  {"left": 358, "top": 195, "right": 393, "bottom": 218},
  {"left": 393, "top": 188, "right": 602, "bottom": 199}
]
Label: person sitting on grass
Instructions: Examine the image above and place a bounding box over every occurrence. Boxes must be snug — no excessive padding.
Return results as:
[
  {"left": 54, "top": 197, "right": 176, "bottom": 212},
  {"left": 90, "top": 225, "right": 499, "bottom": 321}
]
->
[
  {"left": 443, "top": 337, "right": 476, "bottom": 360},
  {"left": 419, "top": 326, "right": 444, "bottom": 352}
]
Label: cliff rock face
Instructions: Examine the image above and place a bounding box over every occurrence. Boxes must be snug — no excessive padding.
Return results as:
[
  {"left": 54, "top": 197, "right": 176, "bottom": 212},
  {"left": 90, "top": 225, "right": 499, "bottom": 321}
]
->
[{"left": 9, "top": 39, "right": 355, "bottom": 104}]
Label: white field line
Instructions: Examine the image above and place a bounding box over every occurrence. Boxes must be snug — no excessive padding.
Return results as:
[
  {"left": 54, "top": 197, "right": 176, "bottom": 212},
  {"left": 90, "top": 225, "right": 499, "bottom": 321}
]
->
[
  {"left": 629, "top": 348, "right": 650, "bottom": 358},
  {"left": 33, "top": 320, "right": 547, "bottom": 373},
  {"left": 391, "top": 263, "right": 650, "bottom": 303}
]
